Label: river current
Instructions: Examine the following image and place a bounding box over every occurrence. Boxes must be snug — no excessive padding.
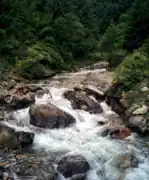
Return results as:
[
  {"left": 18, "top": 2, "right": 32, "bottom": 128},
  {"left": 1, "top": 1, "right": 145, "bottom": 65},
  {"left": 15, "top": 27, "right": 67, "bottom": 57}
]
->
[{"left": 4, "top": 69, "right": 149, "bottom": 180}]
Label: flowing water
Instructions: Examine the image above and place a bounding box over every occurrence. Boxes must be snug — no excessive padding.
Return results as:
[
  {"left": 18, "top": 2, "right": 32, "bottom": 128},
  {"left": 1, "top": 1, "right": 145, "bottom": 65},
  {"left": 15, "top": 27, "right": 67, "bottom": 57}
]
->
[{"left": 4, "top": 69, "right": 149, "bottom": 180}]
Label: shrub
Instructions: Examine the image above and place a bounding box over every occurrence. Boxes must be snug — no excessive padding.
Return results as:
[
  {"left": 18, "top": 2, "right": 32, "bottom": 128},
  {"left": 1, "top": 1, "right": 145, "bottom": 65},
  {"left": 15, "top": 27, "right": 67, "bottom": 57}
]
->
[{"left": 115, "top": 51, "right": 149, "bottom": 90}]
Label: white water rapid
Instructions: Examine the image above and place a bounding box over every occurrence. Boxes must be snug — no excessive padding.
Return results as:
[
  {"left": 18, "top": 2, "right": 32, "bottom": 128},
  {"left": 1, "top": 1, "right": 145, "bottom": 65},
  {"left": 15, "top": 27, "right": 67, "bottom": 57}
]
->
[{"left": 5, "top": 70, "right": 149, "bottom": 180}]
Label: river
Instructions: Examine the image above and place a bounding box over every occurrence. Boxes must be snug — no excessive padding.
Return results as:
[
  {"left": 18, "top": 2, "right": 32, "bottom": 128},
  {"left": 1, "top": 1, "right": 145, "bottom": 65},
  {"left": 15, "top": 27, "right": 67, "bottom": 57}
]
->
[{"left": 2, "top": 68, "right": 149, "bottom": 180}]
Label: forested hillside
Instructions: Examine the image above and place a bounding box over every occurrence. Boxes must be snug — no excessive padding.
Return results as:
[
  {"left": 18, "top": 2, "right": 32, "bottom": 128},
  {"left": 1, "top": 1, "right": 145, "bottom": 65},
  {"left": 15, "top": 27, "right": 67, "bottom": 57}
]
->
[{"left": 0, "top": 0, "right": 149, "bottom": 81}]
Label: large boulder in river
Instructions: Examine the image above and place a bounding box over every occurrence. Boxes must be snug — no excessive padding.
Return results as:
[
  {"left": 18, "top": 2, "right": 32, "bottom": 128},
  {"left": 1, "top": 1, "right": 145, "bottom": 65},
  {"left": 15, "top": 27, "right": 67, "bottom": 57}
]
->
[
  {"left": 83, "top": 85, "right": 105, "bottom": 101},
  {"left": 57, "top": 154, "right": 90, "bottom": 178},
  {"left": 0, "top": 123, "right": 34, "bottom": 149},
  {"left": 0, "top": 123, "right": 20, "bottom": 149},
  {"left": 29, "top": 104, "right": 76, "bottom": 129},
  {"left": 64, "top": 90, "right": 103, "bottom": 114}
]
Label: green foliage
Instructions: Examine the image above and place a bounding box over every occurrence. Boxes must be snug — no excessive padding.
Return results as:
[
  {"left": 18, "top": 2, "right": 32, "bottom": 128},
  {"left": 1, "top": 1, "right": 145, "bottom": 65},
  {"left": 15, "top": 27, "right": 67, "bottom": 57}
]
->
[
  {"left": 0, "top": 0, "right": 149, "bottom": 81},
  {"left": 115, "top": 52, "right": 149, "bottom": 90}
]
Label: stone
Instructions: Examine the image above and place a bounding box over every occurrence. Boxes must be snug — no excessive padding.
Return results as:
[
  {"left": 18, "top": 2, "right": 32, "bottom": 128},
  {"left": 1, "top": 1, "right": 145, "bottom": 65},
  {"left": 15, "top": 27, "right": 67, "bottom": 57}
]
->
[
  {"left": 36, "top": 90, "right": 45, "bottom": 97},
  {"left": 29, "top": 104, "right": 76, "bottom": 129},
  {"left": 16, "top": 131, "right": 34, "bottom": 147},
  {"left": 129, "top": 116, "right": 148, "bottom": 133},
  {"left": 132, "top": 105, "right": 149, "bottom": 115},
  {"left": 89, "top": 61, "right": 109, "bottom": 70},
  {"left": 57, "top": 154, "right": 90, "bottom": 178},
  {"left": 83, "top": 85, "right": 105, "bottom": 101},
  {"left": 0, "top": 123, "right": 34, "bottom": 149},
  {"left": 113, "top": 153, "right": 138, "bottom": 170},
  {"left": 140, "top": 87, "right": 149, "bottom": 92},
  {"left": 110, "top": 127, "right": 131, "bottom": 140},
  {"left": 27, "top": 85, "right": 43, "bottom": 92},
  {"left": 10, "top": 91, "right": 35, "bottom": 109},
  {"left": 100, "top": 125, "right": 131, "bottom": 139},
  {"left": 0, "top": 86, "right": 35, "bottom": 110},
  {"left": 64, "top": 90, "right": 103, "bottom": 114},
  {"left": 0, "top": 123, "right": 20, "bottom": 149},
  {"left": 43, "top": 88, "right": 49, "bottom": 94}
]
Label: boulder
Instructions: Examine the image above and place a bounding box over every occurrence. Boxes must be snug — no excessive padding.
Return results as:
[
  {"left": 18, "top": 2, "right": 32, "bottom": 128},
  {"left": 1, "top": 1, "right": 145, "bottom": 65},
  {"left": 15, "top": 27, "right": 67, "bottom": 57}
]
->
[
  {"left": 29, "top": 104, "right": 76, "bottom": 129},
  {"left": 129, "top": 116, "right": 148, "bottom": 133},
  {"left": 100, "top": 125, "right": 131, "bottom": 139},
  {"left": 106, "top": 83, "right": 126, "bottom": 115},
  {"left": 36, "top": 89, "right": 45, "bottom": 97},
  {"left": 83, "top": 85, "right": 105, "bottom": 101},
  {"left": 27, "top": 84, "right": 43, "bottom": 92},
  {"left": 113, "top": 153, "right": 138, "bottom": 170},
  {"left": 64, "top": 90, "right": 103, "bottom": 114},
  {"left": 0, "top": 123, "right": 34, "bottom": 149},
  {"left": 0, "top": 86, "right": 35, "bottom": 110},
  {"left": 109, "top": 127, "right": 131, "bottom": 140},
  {"left": 132, "top": 105, "right": 149, "bottom": 115},
  {"left": 57, "top": 154, "right": 90, "bottom": 178},
  {"left": 0, "top": 123, "right": 20, "bottom": 149},
  {"left": 10, "top": 86, "right": 35, "bottom": 109},
  {"left": 43, "top": 88, "right": 49, "bottom": 94},
  {"left": 16, "top": 131, "right": 34, "bottom": 147}
]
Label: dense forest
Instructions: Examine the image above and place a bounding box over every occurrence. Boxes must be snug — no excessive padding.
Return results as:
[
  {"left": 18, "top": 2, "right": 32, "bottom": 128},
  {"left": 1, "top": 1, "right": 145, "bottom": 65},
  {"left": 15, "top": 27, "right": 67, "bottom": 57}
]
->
[{"left": 0, "top": 0, "right": 149, "bottom": 85}]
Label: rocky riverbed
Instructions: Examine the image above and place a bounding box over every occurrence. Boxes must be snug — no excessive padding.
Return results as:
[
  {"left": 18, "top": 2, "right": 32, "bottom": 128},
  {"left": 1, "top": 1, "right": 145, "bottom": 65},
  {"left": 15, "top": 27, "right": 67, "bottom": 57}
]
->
[{"left": 0, "top": 62, "right": 149, "bottom": 180}]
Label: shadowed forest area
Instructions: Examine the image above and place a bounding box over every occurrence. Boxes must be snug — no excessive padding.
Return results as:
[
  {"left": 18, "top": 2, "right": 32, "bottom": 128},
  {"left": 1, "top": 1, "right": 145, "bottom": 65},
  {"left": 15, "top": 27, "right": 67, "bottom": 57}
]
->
[{"left": 0, "top": 0, "right": 149, "bottom": 87}]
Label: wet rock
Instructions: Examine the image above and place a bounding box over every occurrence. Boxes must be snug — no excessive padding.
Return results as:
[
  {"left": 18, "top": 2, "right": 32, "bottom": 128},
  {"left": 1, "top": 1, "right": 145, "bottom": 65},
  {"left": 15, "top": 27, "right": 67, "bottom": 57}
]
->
[
  {"left": 0, "top": 90, "right": 10, "bottom": 106},
  {"left": 132, "top": 105, "right": 149, "bottom": 115},
  {"left": 36, "top": 89, "right": 45, "bottom": 97},
  {"left": 113, "top": 153, "right": 138, "bottom": 170},
  {"left": 0, "top": 123, "right": 34, "bottom": 149},
  {"left": 16, "top": 131, "right": 34, "bottom": 147},
  {"left": 100, "top": 125, "right": 131, "bottom": 139},
  {"left": 129, "top": 116, "right": 148, "bottom": 133},
  {"left": 83, "top": 85, "right": 105, "bottom": 101},
  {"left": 109, "top": 127, "right": 131, "bottom": 140},
  {"left": 29, "top": 104, "right": 76, "bottom": 129},
  {"left": 106, "top": 83, "right": 126, "bottom": 115},
  {"left": 57, "top": 154, "right": 90, "bottom": 178},
  {"left": 43, "top": 88, "right": 49, "bottom": 94},
  {"left": 64, "top": 90, "right": 103, "bottom": 114},
  {"left": 69, "top": 174, "right": 86, "bottom": 180},
  {"left": 10, "top": 86, "right": 35, "bottom": 109},
  {"left": 0, "top": 86, "right": 35, "bottom": 110},
  {"left": 27, "top": 84, "right": 43, "bottom": 92},
  {"left": 0, "top": 123, "right": 20, "bottom": 149},
  {"left": 97, "top": 121, "right": 106, "bottom": 126}
]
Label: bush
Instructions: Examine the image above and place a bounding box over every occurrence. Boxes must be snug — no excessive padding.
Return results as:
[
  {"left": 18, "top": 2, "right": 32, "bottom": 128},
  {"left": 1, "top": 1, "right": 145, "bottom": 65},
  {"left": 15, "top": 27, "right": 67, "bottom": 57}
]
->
[
  {"left": 115, "top": 51, "right": 149, "bottom": 90},
  {"left": 38, "top": 27, "right": 54, "bottom": 39}
]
